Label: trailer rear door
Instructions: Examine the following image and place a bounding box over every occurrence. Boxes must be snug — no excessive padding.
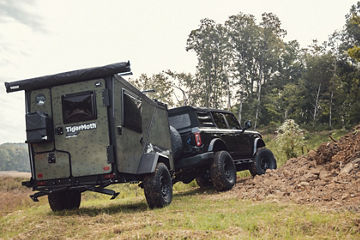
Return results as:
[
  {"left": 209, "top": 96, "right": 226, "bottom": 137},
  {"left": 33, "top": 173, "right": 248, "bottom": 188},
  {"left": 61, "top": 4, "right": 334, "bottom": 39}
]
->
[{"left": 51, "top": 79, "right": 112, "bottom": 177}]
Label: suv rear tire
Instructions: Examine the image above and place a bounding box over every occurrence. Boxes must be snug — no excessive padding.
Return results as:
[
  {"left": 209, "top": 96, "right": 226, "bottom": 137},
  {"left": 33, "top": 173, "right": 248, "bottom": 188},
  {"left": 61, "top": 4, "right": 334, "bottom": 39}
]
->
[
  {"left": 250, "top": 148, "right": 277, "bottom": 176},
  {"left": 196, "top": 171, "right": 212, "bottom": 189},
  {"left": 210, "top": 151, "right": 236, "bottom": 191},
  {"left": 143, "top": 162, "right": 173, "bottom": 209},
  {"left": 48, "top": 190, "right": 81, "bottom": 212}
]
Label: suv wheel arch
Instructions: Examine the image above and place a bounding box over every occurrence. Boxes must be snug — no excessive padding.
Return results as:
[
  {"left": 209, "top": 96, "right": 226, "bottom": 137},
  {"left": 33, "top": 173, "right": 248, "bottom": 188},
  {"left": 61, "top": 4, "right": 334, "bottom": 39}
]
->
[
  {"left": 253, "top": 138, "right": 265, "bottom": 155},
  {"left": 208, "top": 138, "right": 227, "bottom": 152}
]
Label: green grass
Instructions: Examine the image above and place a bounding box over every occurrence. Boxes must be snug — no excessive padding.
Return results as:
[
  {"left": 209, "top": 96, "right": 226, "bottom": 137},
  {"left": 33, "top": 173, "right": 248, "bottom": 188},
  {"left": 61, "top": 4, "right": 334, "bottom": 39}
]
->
[
  {"left": 0, "top": 128, "right": 354, "bottom": 239},
  {"left": 1, "top": 185, "right": 359, "bottom": 239}
]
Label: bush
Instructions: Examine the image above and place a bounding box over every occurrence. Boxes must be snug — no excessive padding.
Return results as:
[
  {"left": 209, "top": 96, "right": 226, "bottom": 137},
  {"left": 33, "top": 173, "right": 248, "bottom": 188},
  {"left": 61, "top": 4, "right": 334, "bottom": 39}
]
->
[{"left": 275, "top": 119, "right": 306, "bottom": 159}]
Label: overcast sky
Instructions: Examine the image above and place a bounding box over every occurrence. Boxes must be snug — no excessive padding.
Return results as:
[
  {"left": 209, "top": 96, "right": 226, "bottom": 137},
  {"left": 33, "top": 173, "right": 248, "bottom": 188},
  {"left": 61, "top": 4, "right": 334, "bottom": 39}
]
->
[{"left": 0, "top": 0, "right": 357, "bottom": 143}]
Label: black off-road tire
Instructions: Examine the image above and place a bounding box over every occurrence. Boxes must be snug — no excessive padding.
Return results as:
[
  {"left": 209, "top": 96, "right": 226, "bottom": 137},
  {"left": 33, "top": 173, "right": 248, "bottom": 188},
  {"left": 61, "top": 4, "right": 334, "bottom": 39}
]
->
[
  {"left": 250, "top": 148, "right": 277, "bottom": 176},
  {"left": 170, "top": 126, "right": 183, "bottom": 162},
  {"left": 195, "top": 171, "right": 212, "bottom": 189},
  {"left": 210, "top": 151, "right": 237, "bottom": 191},
  {"left": 64, "top": 190, "right": 81, "bottom": 210},
  {"left": 48, "top": 190, "right": 81, "bottom": 212},
  {"left": 143, "top": 162, "right": 173, "bottom": 209}
]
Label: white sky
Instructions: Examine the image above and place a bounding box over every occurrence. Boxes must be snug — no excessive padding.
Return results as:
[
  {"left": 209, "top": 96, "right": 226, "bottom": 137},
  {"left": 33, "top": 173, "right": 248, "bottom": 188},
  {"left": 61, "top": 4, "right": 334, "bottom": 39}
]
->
[{"left": 0, "top": 0, "right": 357, "bottom": 143}]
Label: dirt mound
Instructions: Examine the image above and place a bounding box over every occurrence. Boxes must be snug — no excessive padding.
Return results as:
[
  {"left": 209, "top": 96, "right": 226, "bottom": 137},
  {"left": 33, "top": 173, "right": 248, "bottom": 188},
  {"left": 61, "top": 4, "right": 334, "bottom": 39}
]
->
[{"left": 234, "top": 125, "right": 360, "bottom": 210}]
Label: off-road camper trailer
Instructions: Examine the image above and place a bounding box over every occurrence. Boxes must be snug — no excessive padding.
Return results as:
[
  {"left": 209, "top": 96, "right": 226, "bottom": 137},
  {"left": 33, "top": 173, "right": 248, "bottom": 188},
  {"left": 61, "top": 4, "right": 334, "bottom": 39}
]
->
[{"left": 5, "top": 62, "right": 174, "bottom": 210}]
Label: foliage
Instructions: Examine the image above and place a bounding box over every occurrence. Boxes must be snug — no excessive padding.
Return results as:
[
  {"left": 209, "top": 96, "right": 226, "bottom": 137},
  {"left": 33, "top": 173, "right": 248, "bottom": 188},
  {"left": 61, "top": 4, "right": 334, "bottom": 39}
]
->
[
  {"left": 348, "top": 45, "right": 360, "bottom": 61},
  {"left": 0, "top": 143, "right": 29, "bottom": 172},
  {"left": 275, "top": 119, "right": 305, "bottom": 159},
  {"left": 129, "top": 73, "right": 174, "bottom": 106},
  {"left": 132, "top": 2, "right": 360, "bottom": 130}
]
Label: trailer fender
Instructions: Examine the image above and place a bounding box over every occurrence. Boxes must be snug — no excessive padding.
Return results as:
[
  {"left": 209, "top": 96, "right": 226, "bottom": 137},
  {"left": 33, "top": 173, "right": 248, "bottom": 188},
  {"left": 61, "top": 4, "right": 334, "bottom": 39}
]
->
[{"left": 136, "top": 152, "right": 170, "bottom": 174}]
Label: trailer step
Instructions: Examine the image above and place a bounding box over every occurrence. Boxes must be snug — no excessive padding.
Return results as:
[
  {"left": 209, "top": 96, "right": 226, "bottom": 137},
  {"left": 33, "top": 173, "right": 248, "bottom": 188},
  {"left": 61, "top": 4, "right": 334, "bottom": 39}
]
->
[{"left": 87, "top": 186, "right": 120, "bottom": 200}]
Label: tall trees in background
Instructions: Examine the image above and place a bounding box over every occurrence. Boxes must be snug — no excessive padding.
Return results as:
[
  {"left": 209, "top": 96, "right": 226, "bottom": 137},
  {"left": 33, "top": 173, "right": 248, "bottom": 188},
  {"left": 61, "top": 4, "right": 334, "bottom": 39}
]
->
[{"left": 132, "top": 2, "right": 360, "bottom": 130}]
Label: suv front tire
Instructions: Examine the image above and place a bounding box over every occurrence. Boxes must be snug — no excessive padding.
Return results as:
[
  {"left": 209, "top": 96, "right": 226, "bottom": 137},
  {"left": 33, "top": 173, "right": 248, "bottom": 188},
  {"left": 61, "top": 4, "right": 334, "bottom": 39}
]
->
[{"left": 250, "top": 148, "right": 277, "bottom": 176}]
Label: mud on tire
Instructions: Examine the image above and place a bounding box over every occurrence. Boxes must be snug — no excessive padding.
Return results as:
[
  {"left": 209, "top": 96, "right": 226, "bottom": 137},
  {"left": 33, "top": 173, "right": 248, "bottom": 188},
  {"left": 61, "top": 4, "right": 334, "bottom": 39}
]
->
[
  {"left": 143, "top": 162, "right": 173, "bottom": 209},
  {"left": 210, "top": 151, "right": 236, "bottom": 191},
  {"left": 48, "top": 190, "right": 81, "bottom": 212},
  {"left": 250, "top": 148, "right": 277, "bottom": 176},
  {"left": 196, "top": 171, "right": 212, "bottom": 189}
]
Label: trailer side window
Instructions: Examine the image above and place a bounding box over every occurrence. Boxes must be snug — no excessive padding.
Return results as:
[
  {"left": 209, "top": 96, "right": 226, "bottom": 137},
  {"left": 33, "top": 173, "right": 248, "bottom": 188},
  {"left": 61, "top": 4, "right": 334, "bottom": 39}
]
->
[
  {"left": 62, "top": 91, "right": 97, "bottom": 124},
  {"left": 123, "top": 91, "right": 142, "bottom": 133}
]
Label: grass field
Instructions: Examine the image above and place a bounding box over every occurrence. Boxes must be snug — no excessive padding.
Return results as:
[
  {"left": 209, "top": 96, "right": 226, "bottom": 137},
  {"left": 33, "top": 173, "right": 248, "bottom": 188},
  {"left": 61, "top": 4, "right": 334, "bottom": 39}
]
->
[
  {"left": 1, "top": 177, "right": 360, "bottom": 239},
  {"left": 1, "top": 128, "right": 358, "bottom": 239}
]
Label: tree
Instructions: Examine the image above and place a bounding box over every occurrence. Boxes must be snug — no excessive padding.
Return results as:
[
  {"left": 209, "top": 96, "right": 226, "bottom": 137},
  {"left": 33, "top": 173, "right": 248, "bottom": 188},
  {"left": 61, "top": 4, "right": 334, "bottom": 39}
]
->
[
  {"left": 186, "top": 18, "right": 229, "bottom": 108},
  {"left": 130, "top": 73, "right": 174, "bottom": 107}
]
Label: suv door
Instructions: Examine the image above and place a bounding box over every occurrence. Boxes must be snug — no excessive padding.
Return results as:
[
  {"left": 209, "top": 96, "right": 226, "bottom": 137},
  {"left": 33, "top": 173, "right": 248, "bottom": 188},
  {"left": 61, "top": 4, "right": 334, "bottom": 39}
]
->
[
  {"left": 223, "top": 113, "right": 252, "bottom": 158},
  {"left": 52, "top": 79, "right": 112, "bottom": 177},
  {"left": 211, "top": 112, "right": 238, "bottom": 158}
]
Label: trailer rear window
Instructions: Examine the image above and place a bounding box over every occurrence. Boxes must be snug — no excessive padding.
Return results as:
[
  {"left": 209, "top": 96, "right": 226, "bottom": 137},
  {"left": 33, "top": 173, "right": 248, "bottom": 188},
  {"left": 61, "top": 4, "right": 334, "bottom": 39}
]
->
[{"left": 62, "top": 91, "right": 97, "bottom": 124}]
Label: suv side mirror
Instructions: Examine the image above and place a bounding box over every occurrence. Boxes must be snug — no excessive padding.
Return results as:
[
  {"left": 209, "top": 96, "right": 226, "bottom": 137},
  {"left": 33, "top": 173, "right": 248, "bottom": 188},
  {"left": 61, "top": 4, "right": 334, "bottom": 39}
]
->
[{"left": 244, "top": 120, "right": 252, "bottom": 130}]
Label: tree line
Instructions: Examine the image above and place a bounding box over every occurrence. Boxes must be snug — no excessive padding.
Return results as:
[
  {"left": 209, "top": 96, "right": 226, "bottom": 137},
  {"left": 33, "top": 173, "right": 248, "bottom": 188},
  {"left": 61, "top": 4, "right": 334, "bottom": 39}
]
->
[
  {"left": 0, "top": 143, "right": 30, "bottom": 172},
  {"left": 131, "top": 2, "right": 360, "bottom": 130}
]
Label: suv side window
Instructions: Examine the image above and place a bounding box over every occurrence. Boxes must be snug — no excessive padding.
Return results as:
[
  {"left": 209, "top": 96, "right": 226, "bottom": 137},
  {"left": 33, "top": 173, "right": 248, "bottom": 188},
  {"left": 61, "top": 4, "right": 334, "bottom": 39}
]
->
[
  {"left": 123, "top": 90, "right": 142, "bottom": 133},
  {"left": 197, "top": 111, "right": 215, "bottom": 127},
  {"left": 224, "top": 113, "right": 241, "bottom": 129},
  {"left": 212, "top": 112, "right": 227, "bottom": 129}
]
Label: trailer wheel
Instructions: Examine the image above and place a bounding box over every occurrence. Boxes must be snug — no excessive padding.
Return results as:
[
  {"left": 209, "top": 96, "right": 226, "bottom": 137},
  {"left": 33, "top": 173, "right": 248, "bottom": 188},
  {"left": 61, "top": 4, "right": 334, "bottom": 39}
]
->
[
  {"left": 48, "top": 191, "right": 65, "bottom": 212},
  {"left": 210, "top": 151, "right": 236, "bottom": 191},
  {"left": 143, "top": 162, "right": 173, "bottom": 209},
  {"left": 48, "top": 190, "right": 81, "bottom": 212},
  {"left": 64, "top": 190, "right": 81, "bottom": 210}
]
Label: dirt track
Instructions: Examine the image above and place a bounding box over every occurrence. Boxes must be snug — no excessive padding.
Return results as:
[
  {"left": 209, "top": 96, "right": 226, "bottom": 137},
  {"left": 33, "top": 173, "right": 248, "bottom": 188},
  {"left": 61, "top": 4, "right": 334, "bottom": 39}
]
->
[{"left": 234, "top": 125, "right": 360, "bottom": 210}]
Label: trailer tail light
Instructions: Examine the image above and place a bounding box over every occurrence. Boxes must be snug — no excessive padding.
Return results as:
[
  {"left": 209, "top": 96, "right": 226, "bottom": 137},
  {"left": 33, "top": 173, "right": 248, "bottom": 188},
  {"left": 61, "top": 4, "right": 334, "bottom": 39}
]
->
[
  {"left": 37, "top": 181, "right": 46, "bottom": 186},
  {"left": 194, "top": 132, "right": 202, "bottom": 147},
  {"left": 104, "top": 173, "right": 115, "bottom": 179}
]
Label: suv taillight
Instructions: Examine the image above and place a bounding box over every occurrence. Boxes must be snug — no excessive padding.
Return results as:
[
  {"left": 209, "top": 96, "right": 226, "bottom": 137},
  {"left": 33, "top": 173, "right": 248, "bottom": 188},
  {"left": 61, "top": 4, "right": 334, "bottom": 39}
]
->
[{"left": 194, "top": 132, "right": 202, "bottom": 147}]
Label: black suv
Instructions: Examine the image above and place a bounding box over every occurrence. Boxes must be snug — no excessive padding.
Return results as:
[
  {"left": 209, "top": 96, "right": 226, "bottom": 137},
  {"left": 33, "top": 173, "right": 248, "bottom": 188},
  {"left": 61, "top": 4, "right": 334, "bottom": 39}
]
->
[{"left": 169, "top": 106, "right": 276, "bottom": 191}]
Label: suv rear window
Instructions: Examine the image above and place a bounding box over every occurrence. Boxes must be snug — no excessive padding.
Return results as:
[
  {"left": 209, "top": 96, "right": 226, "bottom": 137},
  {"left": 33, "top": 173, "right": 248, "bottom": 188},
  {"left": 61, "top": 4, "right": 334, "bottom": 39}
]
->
[
  {"left": 62, "top": 91, "right": 97, "bottom": 124},
  {"left": 169, "top": 113, "right": 191, "bottom": 130}
]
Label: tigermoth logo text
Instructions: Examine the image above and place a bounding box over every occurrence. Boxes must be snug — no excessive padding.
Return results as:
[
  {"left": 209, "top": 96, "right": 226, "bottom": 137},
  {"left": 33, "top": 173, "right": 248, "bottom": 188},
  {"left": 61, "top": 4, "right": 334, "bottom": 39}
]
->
[{"left": 66, "top": 123, "right": 97, "bottom": 133}]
